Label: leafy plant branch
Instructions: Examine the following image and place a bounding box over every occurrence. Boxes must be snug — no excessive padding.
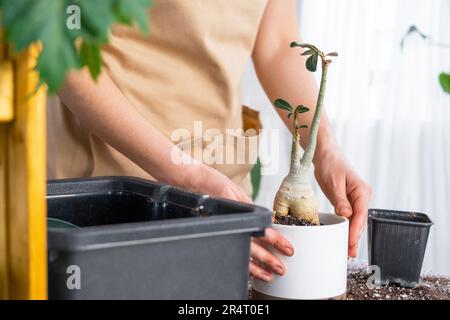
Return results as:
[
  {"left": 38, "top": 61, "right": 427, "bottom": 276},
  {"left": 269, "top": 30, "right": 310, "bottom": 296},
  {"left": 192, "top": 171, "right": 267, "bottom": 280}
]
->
[
  {"left": 401, "top": 25, "right": 450, "bottom": 95},
  {"left": 0, "top": 0, "right": 154, "bottom": 93}
]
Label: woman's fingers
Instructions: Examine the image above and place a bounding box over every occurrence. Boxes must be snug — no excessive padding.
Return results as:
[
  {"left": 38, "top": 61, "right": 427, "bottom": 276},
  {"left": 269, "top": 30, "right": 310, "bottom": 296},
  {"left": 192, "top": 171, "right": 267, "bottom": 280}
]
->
[
  {"left": 249, "top": 261, "right": 272, "bottom": 282},
  {"left": 255, "top": 227, "right": 294, "bottom": 257},
  {"left": 250, "top": 241, "right": 286, "bottom": 277},
  {"left": 330, "top": 173, "right": 353, "bottom": 218},
  {"left": 249, "top": 228, "right": 295, "bottom": 281},
  {"left": 347, "top": 180, "right": 371, "bottom": 257},
  {"left": 197, "top": 165, "right": 253, "bottom": 203}
]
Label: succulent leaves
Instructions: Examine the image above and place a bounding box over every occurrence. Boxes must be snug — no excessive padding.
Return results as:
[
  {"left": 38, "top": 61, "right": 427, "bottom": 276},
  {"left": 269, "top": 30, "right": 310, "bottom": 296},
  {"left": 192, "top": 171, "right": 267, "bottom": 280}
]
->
[
  {"left": 274, "top": 99, "right": 309, "bottom": 132},
  {"left": 290, "top": 41, "right": 338, "bottom": 72}
]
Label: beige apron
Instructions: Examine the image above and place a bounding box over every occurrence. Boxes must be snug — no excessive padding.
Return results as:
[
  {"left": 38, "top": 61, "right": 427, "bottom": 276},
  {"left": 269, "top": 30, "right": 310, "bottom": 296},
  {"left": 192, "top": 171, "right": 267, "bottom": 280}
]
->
[{"left": 47, "top": 0, "right": 268, "bottom": 196}]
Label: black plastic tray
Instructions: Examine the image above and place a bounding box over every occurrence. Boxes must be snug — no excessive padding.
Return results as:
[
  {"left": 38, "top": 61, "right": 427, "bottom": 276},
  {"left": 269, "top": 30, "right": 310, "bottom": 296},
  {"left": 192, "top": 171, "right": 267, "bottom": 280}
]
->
[
  {"left": 368, "top": 209, "right": 433, "bottom": 287},
  {"left": 47, "top": 176, "right": 271, "bottom": 299}
]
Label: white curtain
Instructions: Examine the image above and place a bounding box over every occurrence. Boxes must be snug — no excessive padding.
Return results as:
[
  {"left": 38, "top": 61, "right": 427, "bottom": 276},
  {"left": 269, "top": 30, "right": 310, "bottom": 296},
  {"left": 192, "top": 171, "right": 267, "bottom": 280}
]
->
[{"left": 242, "top": 0, "right": 450, "bottom": 275}]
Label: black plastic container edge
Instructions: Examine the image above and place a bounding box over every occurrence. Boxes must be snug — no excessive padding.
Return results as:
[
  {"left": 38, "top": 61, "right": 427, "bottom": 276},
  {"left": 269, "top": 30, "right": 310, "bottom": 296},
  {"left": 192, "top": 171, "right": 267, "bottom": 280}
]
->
[
  {"left": 47, "top": 177, "right": 270, "bottom": 251},
  {"left": 47, "top": 176, "right": 272, "bottom": 299}
]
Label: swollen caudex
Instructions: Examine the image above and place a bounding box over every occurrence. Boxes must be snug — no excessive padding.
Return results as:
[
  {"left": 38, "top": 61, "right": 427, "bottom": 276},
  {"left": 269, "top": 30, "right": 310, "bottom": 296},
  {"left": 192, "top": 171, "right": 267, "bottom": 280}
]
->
[
  {"left": 272, "top": 42, "right": 337, "bottom": 226},
  {"left": 273, "top": 175, "right": 319, "bottom": 225}
]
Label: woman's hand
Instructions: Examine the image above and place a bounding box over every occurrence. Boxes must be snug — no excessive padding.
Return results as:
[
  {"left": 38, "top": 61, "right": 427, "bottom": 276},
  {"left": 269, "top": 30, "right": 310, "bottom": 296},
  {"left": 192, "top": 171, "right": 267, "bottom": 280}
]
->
[
  {"left": 183, "top": 163, "right": 294, "bottom": 282},
  {"left": 314, "top": 149, "right": 372, "bottom": 257},
  {"left": 250, "top": 227, "right": 294, "bottom": 282},
  {"left": 182, "top": 163, "right": 253, "bottom": 202}
]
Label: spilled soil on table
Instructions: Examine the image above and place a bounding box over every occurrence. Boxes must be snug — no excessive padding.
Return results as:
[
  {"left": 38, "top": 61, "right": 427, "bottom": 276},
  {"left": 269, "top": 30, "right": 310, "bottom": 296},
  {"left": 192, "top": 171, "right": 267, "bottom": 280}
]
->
[{"left": 347, "top": 269, "right": 450, "bottom": 300}]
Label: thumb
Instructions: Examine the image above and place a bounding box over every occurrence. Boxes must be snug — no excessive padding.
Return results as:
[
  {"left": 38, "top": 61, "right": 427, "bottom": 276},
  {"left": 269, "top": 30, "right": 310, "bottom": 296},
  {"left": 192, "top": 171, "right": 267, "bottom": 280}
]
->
[{"left": 331, "top": 180, "right": 352, "bottom": 218}]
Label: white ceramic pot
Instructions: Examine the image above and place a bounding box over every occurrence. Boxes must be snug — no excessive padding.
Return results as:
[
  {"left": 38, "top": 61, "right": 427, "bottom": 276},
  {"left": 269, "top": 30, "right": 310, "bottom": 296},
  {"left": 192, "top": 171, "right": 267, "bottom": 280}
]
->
[{"left": 252, "top": 213, "right": 349, "bottom": 300}]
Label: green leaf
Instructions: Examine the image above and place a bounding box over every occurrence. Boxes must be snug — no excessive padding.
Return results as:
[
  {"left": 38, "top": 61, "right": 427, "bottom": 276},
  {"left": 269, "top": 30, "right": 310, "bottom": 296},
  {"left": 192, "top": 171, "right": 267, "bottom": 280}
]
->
[
  {"left": 301, "top": 49, "right": 313, "bottom": 56},
  {"left": 114, "top": 0, "right": 153, "bottom": 34},
  {"left": 439, "top": 72, "right": 450, "bottom": 94},
  {"left": 79, "top": 42, "right": 102, "bottom": 80},
  {"left": 298, "top": 43, "right": 319, "bottom": 52},
  {"left": 306, "top": 54, "right": 318, "bottom": 72},
  {"left": 291, "top": 42, "right": 320, "bottom": 56},
  {"left": 75, "top": 0, "right": 117, "bottom": 44},
  {"left": 296, "top": 106, "right": 310, "bottom": 114},
  {"left": 251, "top": 157, "right": 262, "bottom": 201},
  {"left": 2, "top": 0, "right": 72, "bottom": 51},
  {"left": 1, "top": 0, "right": 154, "bottom": 93},
  {"left": 3, "top": 0, "right": 81, "bottom": 92},
  {"left": 274, "top": 99, "right": 293, "bottom": 112},
  {"left": 287, "top": 113, "right": 293, "bottom": 118},
  {"left": 299, "top": 125, "right": 308, "bottom": 129},
  {"left": 326, "top": 52, "right": 339, "bottom": 57},
  {"left": 36, "top": 38, "right": 81, "bottom": 93}
]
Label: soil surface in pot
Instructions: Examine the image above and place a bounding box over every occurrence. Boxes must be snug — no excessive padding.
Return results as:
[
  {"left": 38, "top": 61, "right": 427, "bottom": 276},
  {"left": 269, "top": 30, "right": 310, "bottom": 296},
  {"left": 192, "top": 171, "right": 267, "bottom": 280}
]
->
[
  {"left": 274, "top": 214, "right": 319, "bottom": 226},
  {"left": 347, "top": 267, "right": 450, "bottom": 300}
]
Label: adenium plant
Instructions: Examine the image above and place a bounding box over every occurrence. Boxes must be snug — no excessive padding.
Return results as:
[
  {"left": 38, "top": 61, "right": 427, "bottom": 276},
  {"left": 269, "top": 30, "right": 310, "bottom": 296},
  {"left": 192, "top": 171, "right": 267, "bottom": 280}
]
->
[{"left": 273, "top": 42, "right": 337, "bottom": 225}]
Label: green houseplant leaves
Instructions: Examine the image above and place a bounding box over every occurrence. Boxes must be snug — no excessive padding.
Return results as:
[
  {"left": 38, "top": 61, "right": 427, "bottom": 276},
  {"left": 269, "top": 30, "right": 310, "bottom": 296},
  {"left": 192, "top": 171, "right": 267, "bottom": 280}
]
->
[
  {"left": 401, "top": 25, "right": 450, "bottom": 96},
  {"left": 439, "top": 72, "right": 450, "bottom": 94},
  {"left": 0, "top": 0, "right": 154, "bottom": 93},
  {"left": 274, "top": 99, "right": 293, "bottom": 112},
  {"left": 305, "top": 54, "right": 318, "bottom": 72},
  {"left": 251, "top": 157, "right": 261, "bottom": 201}
]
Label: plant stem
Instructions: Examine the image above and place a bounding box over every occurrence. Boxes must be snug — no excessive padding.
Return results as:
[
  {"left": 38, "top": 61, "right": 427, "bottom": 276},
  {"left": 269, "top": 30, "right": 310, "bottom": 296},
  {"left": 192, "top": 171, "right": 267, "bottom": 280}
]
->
[
  {"left": 288, "top": 133, "right": 303, "bottom": 177},
  {"left": 288, "top": 111, "right": 304, "bottom": 178},
  {"left": 300, "top": 60, "right": 328, "bottom": 168}
]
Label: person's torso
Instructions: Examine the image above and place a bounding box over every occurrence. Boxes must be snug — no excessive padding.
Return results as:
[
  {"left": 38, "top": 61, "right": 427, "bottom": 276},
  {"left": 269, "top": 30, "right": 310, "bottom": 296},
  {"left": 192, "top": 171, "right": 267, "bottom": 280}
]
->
[
  {"left": 102, "top": 0, "right": 267, "bottom": 136},
  {"left": 47, "top": 0, "right": 267, "bottom": 191}
]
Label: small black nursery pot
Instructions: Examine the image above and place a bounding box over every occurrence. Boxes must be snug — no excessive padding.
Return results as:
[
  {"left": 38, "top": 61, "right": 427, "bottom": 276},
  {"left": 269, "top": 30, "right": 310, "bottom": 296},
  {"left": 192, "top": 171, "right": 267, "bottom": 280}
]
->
[{"left": 368, "top": 209, "right": 433, "bottom": 288}]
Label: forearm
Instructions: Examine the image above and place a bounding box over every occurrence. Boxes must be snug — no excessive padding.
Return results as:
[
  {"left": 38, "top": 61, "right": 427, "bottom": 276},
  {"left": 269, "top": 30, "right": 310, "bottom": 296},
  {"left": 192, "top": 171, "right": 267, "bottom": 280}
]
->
[{"left": 58, "top": 69, "right": 200, "bottom": 187}]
